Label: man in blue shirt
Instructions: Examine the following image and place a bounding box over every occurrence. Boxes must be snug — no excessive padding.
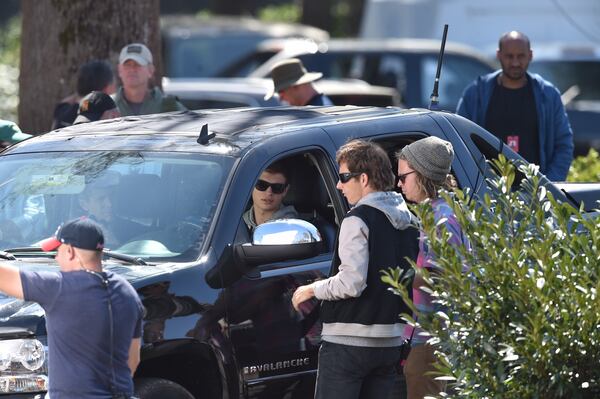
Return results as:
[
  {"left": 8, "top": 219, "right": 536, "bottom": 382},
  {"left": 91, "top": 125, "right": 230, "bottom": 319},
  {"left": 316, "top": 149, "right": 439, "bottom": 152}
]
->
[
  {"left": 0, "top": 218, "right": 143, "bottom": 398},
  {"left": 456, "top": 31, "right": 573, "bottom": 181}
]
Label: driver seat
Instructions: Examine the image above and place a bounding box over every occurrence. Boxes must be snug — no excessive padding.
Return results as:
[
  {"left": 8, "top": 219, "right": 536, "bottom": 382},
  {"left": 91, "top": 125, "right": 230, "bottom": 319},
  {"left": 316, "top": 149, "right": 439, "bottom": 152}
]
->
[{"left": 284, "top": 158, "right": 336, "bottom": 253}]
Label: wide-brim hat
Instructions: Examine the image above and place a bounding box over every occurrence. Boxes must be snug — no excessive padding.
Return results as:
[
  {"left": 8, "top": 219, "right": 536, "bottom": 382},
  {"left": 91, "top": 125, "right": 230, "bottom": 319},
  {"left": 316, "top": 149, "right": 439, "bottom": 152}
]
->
[{"left": 265, "top": 58, "right": 323, "bottom": 100}]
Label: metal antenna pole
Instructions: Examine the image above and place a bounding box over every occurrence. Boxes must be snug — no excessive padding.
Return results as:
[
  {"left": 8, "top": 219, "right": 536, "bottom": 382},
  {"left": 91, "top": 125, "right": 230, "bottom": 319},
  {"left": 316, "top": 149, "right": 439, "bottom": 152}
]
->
[{"left": 429, "top": 24, "right": 449, "bottom": 110}]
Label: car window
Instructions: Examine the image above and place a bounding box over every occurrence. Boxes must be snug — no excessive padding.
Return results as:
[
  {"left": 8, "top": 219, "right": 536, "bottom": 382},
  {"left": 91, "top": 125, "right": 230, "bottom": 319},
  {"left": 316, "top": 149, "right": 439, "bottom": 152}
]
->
[
  {"left": 529, "top": 60, "right": 600, "bottom": 102},
  {"left": 420, "top": 54, "right": 494, "bottom": 110},
  {"left": 0, "top": 151, "right": 234, "bottom": 262},
  {"left": 164, "top": 34, "right": 266, "bottom": 78},
  {"left": 218, "top": 51, "right": 278, "bottom": 78},
  {"left": 239, "top": 152, "right": 337, "bottom": 256},
  {"left": 374, "top": 55, "right": 408, "bottom": 97}
]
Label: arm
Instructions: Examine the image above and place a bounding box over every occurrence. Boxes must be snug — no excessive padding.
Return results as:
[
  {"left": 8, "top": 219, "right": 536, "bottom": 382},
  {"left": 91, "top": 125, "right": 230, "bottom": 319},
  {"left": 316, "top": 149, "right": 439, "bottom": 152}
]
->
[
  {"left": 128, "top": 337, "right": 141, "bottom": 376},
  {"left": 545, "top": 88, "right": 574, "bottom": 181},
  {"left": 456, "top": 82, "right": 476, "bottom": 119},
  {"left": 0, "top": 264, "right": 24, "bottom": 299},
  {"left": 293, "top": 216, "right": 369, "bottom": 310}
]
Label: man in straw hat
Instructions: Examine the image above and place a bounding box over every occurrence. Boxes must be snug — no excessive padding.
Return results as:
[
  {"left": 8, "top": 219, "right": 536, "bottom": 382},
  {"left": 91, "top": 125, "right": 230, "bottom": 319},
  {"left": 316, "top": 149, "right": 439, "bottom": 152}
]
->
[{"left": 266, "top": 58, "right": 333, "bottom": 106}]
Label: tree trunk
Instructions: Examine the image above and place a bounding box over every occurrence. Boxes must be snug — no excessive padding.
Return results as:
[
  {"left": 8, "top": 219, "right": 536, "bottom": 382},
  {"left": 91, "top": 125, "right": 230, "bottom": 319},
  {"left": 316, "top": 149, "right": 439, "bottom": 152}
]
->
[{"left": 19, "top": 0, "right": 160, "bottom": 134}]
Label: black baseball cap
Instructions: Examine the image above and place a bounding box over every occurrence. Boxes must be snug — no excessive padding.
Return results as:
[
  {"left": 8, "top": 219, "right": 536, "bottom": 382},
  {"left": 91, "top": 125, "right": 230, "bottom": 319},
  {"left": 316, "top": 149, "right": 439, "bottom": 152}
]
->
[
  {"left": 40, "top": 218, "right": 105, "bottom": 252},
  {"left": 73, "top": 91, "right": 117, "bottom": 125}
]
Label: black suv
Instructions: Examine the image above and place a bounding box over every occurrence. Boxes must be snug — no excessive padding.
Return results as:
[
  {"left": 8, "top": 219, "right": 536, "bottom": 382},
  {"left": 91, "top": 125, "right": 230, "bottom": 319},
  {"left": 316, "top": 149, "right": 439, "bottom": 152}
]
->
[{"left": 0, "top": 107, "right": 597, "bottom": 398}]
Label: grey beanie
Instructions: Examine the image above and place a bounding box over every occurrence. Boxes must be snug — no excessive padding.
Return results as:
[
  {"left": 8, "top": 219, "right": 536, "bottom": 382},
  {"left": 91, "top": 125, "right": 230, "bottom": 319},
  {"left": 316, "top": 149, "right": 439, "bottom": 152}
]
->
[{"left": 401, "top": 136, "right": 454, "bottom": 183}]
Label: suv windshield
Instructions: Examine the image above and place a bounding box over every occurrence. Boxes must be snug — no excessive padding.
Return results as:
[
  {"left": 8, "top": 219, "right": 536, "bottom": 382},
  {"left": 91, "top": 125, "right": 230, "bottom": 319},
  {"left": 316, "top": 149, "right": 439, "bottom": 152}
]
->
[{"left": 0, "top": 151, "right": 233, "bottom": 262}]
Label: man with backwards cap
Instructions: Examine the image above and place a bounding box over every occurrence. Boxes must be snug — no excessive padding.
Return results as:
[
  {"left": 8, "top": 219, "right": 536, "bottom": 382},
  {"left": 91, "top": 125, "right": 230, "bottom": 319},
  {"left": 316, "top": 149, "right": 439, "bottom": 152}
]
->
[
  {"left": 114, "top": 42, "right": 185, "bottom": 116},
  {"left": 266, "top": 58, "right": 333, "bottom": 106},
  {"left": 0, "top": 218, "right": 143, "bottom": 398}
]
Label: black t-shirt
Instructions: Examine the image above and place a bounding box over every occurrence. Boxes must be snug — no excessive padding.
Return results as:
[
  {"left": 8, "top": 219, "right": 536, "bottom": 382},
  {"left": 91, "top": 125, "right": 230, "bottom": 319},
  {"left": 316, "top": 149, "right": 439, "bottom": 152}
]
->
[{"left": 485, "top": 77, "right": 540, "bottom": 165}]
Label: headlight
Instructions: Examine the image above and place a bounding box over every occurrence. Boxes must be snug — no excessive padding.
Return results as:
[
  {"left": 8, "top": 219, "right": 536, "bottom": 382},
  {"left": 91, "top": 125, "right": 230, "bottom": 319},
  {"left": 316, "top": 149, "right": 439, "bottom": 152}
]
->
[{"left": 0, "top": 338, "right": 48, "bottom": 393}]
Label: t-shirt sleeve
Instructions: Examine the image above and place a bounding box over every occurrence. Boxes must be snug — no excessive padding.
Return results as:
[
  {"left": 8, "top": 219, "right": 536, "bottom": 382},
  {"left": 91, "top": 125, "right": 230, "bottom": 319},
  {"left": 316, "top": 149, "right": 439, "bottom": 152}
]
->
[
  {"left": 133, "top": 301, "right": 144, "bottom": 339},
  {"left": 19, "top": 270, "right": 62, "bottom": 309}
]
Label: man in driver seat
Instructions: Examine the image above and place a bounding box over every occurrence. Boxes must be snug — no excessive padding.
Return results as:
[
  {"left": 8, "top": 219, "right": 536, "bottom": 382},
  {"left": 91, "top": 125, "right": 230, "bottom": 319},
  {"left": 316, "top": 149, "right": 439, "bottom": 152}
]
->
[
  {"left": 243, "top": 161, "right": 298, "bottom": 233},
  {"left": 79, "top": 182, "right": 144, "bottom": 249}
]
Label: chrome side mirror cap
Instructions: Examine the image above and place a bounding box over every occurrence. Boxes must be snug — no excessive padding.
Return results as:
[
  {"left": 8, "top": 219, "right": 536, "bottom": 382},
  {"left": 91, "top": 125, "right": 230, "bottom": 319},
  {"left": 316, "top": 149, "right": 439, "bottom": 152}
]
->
[{"left": 252, "top": 218, "right": 322, "bottom": 245}]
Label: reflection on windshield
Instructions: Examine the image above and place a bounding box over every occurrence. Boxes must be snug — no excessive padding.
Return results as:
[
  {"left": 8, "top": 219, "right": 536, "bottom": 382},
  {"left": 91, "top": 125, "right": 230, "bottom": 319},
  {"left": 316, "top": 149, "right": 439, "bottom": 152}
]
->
[{"left": 0, "top": 152, "right": 233, "bottom": 262}]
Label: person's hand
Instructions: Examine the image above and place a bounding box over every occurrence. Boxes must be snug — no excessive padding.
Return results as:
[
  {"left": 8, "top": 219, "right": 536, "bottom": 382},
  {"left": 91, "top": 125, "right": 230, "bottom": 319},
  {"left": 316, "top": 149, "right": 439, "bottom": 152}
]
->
[{"left": 292, "top": 284, "right": 315, "bottom": 311}]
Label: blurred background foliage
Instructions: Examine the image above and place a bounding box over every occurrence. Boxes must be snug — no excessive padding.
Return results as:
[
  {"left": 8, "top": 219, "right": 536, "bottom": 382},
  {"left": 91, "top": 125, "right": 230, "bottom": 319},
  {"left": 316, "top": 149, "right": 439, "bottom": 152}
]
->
[
  {"left": 568, "top": 148, "right": 600, "bottom": 182},
  {"left": 0, "top": 15, "right": 20, "bottom": 122},
  {"left": 257, "top": 3, "right": 301, "bottom": 23}
]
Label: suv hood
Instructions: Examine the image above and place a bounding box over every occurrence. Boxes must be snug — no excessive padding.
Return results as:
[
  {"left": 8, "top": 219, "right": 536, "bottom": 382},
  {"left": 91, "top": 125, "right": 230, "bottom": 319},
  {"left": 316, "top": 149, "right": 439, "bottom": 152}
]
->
[{"left": 0, "top": 260, "right": 176, "bottom": 335}]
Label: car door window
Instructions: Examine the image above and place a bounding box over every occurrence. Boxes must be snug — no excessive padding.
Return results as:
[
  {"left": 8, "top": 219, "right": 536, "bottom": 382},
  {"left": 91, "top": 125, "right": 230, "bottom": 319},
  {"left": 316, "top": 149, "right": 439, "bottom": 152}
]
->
[
  {"left": 420, "top": 54, "right": 494, "bottom": 110},
  {"left": 240, "top": 151, "right": 338, "bottom": 256},
  {"left": 374, "top": 54, "right": 408, "bottom": 101}
]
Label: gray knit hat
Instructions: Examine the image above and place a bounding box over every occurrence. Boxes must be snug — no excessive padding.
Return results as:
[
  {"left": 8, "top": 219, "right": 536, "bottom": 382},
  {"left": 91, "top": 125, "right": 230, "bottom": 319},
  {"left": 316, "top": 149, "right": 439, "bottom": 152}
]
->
[{"left": 400, "top": 137, "right": 454, "bottom": 183}]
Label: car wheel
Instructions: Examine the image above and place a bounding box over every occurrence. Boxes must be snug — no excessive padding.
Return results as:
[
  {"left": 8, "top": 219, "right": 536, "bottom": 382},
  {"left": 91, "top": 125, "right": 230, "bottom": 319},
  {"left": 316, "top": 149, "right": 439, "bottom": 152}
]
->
[{"left": 134, "top": 377, "right": 195, "bottom": 399}]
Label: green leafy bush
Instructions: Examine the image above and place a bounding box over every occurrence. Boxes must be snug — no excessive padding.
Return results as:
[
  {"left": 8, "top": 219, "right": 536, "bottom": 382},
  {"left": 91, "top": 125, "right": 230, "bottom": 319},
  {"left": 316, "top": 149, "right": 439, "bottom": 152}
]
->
[
  {"left": 568, "top": 148, "right": 600, "bottom": 183},
  {"left": 384, "top": 156, "right": 600, "bottom": 398}
]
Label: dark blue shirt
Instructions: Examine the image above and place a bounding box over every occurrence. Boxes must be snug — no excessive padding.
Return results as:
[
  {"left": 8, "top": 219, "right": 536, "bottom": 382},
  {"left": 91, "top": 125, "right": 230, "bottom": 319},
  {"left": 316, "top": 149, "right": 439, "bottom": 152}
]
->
[
  {"left": 307, "top": 93, "right": 334, "bottom": 106},
  {"left": 21, "top": 269, "right": 143, "bottom": 399}
]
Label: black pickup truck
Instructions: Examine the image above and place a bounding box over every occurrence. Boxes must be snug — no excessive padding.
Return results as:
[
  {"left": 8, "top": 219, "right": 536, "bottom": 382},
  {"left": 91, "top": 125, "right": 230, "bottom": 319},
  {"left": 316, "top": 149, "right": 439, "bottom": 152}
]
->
[{"left": 0, "top": 106, "right": 598, "bottom": 398}]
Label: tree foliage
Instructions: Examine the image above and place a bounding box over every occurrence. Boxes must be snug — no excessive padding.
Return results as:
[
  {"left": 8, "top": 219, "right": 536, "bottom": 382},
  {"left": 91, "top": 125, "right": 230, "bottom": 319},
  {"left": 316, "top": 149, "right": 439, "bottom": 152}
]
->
[{"left": 384, "top": 156, "right": 600, "bottom": 398}]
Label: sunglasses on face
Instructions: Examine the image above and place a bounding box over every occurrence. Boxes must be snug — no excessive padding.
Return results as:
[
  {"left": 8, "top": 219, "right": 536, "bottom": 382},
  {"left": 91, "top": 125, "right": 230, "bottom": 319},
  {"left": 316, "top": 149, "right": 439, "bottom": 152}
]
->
[
  {"left": 255, "top": 179, "right": 287, "bottom": 194},
  {"left": 397, "top": 170, "right": 416, "bottom": 184},
  {"left": 338, "top": 172, "right": 363, "bottom": 184}
]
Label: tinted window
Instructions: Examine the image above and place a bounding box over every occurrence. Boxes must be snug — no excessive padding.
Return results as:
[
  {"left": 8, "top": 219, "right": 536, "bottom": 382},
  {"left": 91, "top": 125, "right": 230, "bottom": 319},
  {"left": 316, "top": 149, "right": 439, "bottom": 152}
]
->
[
  {"left": 300, "top": 52, "right": 408, "bottom": 101},
  {"left": 420, "top": 54, "right": 494, "bottom": 110},
  {"left": 529, "top": 60, "right": 600, "bottom": 101},
  {"left": 0, "top": 152, "right": 234, "bottom": 262},
  {"left": 164, "top": 34, "right": 267, "bottom": 77}
]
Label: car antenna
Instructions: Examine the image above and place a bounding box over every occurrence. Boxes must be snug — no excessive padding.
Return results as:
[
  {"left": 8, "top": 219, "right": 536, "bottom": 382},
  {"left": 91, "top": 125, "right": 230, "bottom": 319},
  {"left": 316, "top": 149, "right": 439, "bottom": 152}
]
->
[
  {"left": 197, "top": 123, "right": 215, "bottom": 145},
  {"left": 428, "top": 24, "right": 449, "bottom": 110}
]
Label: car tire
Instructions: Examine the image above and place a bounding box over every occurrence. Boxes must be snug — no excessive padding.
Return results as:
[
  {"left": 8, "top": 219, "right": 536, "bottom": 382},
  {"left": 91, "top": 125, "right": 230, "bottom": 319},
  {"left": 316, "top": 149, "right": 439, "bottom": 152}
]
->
[{"left": 134, "top": 377, "right": 195, "bottom": 399}]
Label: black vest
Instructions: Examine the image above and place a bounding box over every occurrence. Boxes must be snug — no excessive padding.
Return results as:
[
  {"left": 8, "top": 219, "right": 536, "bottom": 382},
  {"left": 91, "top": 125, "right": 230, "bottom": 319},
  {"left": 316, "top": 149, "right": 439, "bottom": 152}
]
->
[{"left": 321, "top": 205, "right": 418, "bottom": 326}]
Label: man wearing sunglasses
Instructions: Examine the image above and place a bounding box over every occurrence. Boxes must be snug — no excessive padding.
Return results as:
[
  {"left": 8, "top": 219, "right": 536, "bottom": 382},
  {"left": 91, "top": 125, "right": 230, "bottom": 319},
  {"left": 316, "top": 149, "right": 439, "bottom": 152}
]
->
[
  {"left": 292, "top": 139, "right": 418, "bottom": 399},
  {"left": 243, "top": 161, "right": 299, "bottom": 233}
]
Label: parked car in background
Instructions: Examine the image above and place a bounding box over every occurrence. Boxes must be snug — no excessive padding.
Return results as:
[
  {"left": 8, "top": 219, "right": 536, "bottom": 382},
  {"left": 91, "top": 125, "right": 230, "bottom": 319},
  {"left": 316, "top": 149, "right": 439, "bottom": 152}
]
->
[
  {"left": 529, "top": 44, "right": 600, "bottom": 155},
  {"left": 163, "top": 77, "right": 401, "bottom": 109},
  {"left": 161, "top": 15, "right": 328, "bottom": 78},
  {"left": 218, "top": 38, "right": 496, "bottom": 110}
]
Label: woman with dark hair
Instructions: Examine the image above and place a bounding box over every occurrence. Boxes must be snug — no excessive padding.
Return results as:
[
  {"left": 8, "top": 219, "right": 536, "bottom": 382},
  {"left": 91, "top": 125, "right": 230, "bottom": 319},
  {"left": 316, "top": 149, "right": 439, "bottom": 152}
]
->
[
  {"left": 51, "top": 60, "right": 116, "bottom": 130},
  {"left": 396, "top": 136, "right": 469, "bottom": 399}
]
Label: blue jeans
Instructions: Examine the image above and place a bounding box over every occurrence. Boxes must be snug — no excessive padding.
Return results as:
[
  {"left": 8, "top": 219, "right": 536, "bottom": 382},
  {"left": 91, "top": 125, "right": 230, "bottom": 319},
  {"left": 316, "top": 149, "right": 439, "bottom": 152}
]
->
[{"left": 315, "top": 341, "right": 402, "bottom": 399}]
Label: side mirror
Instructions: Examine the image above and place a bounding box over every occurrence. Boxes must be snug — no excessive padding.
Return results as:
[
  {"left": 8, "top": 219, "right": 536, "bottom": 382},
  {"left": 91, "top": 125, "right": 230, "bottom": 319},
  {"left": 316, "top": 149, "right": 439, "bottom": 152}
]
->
[{"left": 205, "top": 219, "right": 323, "bottom": 288}]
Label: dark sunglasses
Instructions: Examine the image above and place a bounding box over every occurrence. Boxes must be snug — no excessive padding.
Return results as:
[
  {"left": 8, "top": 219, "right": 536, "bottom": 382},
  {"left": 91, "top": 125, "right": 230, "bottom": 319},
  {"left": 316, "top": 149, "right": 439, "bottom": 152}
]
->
[
  {"left": 255, "top": 179, "right": 287, "bottom": 194},
  {"left": 397, "top": 170, "right": 416, "bottom": 184},
  {"left": 338, "top": 172, "right": 363, "bottom": 184}
]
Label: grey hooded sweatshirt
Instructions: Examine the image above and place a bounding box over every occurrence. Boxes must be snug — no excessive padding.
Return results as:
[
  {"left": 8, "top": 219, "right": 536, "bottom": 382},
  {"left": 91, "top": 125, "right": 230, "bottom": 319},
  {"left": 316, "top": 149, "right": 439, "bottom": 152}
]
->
[{"left": 312, "top": 191, "right": 416, "bottom": 347}]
